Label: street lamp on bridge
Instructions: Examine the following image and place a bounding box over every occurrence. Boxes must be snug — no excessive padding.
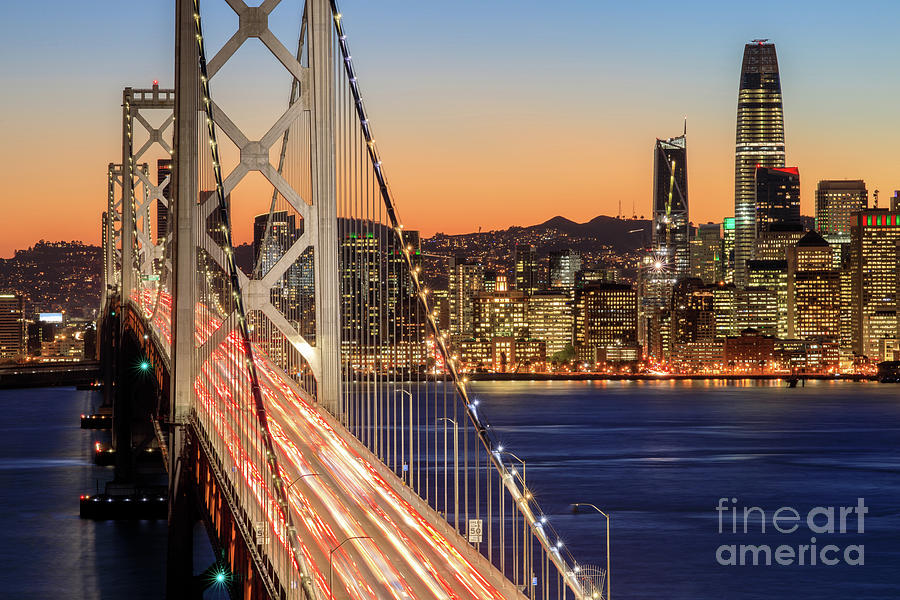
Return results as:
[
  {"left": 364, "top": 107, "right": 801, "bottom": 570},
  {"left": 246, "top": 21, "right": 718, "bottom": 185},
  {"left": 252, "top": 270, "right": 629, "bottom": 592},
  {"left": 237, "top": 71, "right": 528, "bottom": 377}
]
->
[
  {"left": 284, "top": 472, "right": 320, "bottom": 491},
  {"left": 571, "top": 503, "right": 611, "bottom": 600},
  {"left": 497, "top": 450, "right": 532, "bottom": 595},
  {"left": 329, "top": 535, "right": 373, "bottom": 600}
]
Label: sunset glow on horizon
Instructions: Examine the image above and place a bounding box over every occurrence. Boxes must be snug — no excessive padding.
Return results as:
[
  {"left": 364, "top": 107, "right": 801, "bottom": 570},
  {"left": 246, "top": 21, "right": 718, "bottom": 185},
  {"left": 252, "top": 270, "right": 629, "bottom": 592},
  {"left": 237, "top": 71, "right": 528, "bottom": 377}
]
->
[{"left": 1, "top": 0, "right": 897, "bottom": 257}]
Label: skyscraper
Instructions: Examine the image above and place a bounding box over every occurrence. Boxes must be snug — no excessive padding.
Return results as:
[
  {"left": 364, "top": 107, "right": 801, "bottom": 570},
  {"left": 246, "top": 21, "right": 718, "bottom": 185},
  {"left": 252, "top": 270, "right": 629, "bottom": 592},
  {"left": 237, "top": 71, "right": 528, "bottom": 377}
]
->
[
  {"left": 723, "top": 217, "right": 736, "bottom": 283},
  {"left": 448, "top": 257, "right": 484, "bottom": 338},
  {"left": 747, "top": 259, "right": 788, "bottom": 338},
  {"left": 755, "top": 166, "right": 801, "bottom": 234},
  {"left": 548, "top": 250, "right": 582, "bottom": 298},
  {"left": 527, "top": 291, "right": 572, "bottom": 357},
  {"left": 574, "top": 283, "right": 639, "bottom": 363},
  {"left": 253, "top": 211, "right": 302, "bottom": 276},
  {"left": 786, "top": 231, "right": 839, "bottom": 341},
  {"left": 156, "top": 159, "right": 172, "bottom": 245},
  {"left": 734, "top": 40, "right": 786, "bottom": 287},
  {"left": 815, "top": 180, "right": 867, "bottom": 244},
  {"left": 513, "top": 244, "right": 539, "bottom": 295},
  {"left": 690, "top": 222, "right": 723, "bottom": 284},
  {"left": 652, "top": 131, "right": 689, "bottom": 279},
  {"left": 0, "top": 293, "right": 25, "bottom": 359},
  {"left": 850, "top": 209, "right": 900, "bottom": 361}
]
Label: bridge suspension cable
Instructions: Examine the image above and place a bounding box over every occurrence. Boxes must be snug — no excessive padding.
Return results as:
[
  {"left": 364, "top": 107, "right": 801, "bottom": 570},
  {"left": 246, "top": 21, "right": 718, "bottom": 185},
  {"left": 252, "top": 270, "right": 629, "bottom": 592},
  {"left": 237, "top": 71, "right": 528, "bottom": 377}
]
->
[{"left": 106, "top": 1, "right": 601, "bottom": 597}]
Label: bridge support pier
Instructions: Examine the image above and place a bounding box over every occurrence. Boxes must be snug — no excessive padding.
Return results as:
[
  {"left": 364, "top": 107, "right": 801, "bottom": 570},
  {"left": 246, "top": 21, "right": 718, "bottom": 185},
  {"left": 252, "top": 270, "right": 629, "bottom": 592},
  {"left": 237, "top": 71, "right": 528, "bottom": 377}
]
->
[
  {"left": 166, "top": 436, "right": 195, "bottom": 598},
  {"left": 167, "top": 428, "right": 274, "bottom": 600}
]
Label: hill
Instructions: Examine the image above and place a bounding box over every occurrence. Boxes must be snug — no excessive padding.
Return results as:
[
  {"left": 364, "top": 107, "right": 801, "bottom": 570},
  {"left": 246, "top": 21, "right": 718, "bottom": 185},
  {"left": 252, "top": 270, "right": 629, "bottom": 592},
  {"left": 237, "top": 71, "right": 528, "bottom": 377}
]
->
[
  {"left": 420, "top": 215, "right": 652, "bottom": 286},
  {"left": 0, "top": 241, "right": 102, "bottom": 317}
]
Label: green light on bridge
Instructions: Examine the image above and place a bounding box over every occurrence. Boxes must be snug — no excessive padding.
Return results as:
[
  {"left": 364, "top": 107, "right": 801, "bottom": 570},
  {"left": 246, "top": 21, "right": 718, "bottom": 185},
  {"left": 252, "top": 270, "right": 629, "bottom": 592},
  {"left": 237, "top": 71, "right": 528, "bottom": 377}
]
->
[{"left": 139, "top": 361, "right": 151, "bottom": 372}]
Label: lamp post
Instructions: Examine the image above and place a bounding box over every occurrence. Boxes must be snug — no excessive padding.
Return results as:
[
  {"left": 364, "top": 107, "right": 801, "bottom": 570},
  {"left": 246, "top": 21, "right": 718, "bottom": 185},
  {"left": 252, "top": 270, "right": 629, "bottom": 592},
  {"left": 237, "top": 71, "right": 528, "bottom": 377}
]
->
[
  {"left": 329, "top": 535, "right": 373, "bottom": 600},
  {"left": 437, "top": 417, "right": 459, "bottom": 528},
  {"left": 572, "top": 503, "right": 611, "bottom": 600},
  {"left": 498, "top": 450, "right": 529, "bottom": 594}
]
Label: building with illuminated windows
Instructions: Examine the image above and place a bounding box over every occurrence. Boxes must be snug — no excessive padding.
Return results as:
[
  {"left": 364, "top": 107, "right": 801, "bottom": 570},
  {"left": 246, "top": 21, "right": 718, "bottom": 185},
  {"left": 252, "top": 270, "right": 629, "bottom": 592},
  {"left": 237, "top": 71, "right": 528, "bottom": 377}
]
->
[
  {"left": 734, "top": 40, "right": 786, "bottom": 287},
  {"left": 0, "top": 294, "right": 25, "bottom": 360},
  {"left": 753, "top": 228, "right": 805, "bottom": 261},
  {"left": 156, "top": 158, "right": 172, "bottom": 245},
  {"left": 448, "top": 258, "right": 484, "bottom": 338},
  {"left": 775, "top": 338, "right": 839, "bottom": 373},
  {"left": 736, "top": 287, "right": 779, "bottom": 337},
  {"left": 850, "top": 210, "right": 900, "bottom": 361},
  {"left": 482, "top": 271, "right": 509, "bottom": 293},
  {"left": 527, "top": 291, "right": 572, "bottom": 357},
  {"left": 747, "top": 259, "right": 788, "bottom": 338},
  {"left": 816, "top": 180, "right": 867, "bottom": 245},
  {"left": 514, "top": 244, "right": 539, "bottom": 296},
  {"left": 690, "top": 223, "right": 722, "bottom": 284},
  {"left": 472, "top": 291, "right": 528, "bottom": 340},
  {"left": 458, "top": 337, "right": 545, "bottom": 373},
  {"left": 755, "top": 166, "right": 801, "bottom": 234},
  {"left": 725, "top": 328, "right": 776, "bottom": 373},
  {"left": 672, "top": 278, "right": 716, "bottom": 346},
  {"left": 839, "top": 267, "right": 854, "bottom": 353},
  {"left": 574, "top": 283, "right": 639, "bottom": 363},
  {"left": 787, "top": 231, "right": 839, "bottom": 341},
  {"left": 723, "top": 217, "right": 736, "bottom": 283},
  {"left": 576, "top": 268, "right": 623, "bottom": 289},
  {"left": 548, "top": 250, "right": 582, "bottom": 298},
  {"left": 712, "top": 283, "right": 738, "bottom": 338}
]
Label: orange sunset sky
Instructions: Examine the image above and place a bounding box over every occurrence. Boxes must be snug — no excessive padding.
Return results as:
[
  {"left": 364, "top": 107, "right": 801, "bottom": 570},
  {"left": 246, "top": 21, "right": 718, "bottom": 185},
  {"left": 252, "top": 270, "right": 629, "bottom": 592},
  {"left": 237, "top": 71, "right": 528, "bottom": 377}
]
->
[{"left": 0, "top": 1, "right": 897, "bottom": 257}]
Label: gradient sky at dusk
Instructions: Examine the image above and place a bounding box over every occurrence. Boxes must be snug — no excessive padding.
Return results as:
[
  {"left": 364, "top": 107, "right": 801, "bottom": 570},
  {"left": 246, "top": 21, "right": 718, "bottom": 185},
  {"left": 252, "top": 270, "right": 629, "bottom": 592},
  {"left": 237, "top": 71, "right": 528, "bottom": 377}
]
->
[{"left": 0, "top": 0, "right": 897, "bottom": 257}]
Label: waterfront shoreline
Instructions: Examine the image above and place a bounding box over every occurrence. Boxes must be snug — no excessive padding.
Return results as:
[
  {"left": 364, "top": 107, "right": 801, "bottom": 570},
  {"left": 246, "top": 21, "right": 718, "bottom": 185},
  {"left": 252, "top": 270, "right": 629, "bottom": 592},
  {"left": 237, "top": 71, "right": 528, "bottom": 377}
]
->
[{"left": 467, "top": 372, "right": 877, "bottom": 382}]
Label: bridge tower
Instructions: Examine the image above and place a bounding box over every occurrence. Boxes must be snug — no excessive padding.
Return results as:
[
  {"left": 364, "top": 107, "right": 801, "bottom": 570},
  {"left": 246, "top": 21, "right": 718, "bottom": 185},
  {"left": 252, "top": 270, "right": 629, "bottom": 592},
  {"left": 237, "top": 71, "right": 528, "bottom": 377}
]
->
[
  {"left": 99, "top": 1, "right": 600, "bottom": 598},
  {"left": 167, "top": 0, "right": 343, "bottom": 596}
]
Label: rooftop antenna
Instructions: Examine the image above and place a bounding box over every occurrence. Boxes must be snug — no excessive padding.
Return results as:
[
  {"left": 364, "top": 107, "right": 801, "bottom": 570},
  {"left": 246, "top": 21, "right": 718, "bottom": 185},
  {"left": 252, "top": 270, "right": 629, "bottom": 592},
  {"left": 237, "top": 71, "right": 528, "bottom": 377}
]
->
[
  {"left": 683, "top": 116, "right": 687, "bottom": 137},
  {"left": 874, "top": 189, "right": 879, "bottom": 209}
]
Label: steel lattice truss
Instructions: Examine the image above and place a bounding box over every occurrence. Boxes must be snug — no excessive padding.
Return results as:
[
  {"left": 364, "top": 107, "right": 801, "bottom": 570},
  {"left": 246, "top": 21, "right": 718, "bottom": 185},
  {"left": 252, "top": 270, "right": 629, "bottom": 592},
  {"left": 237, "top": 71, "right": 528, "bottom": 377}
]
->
[{"left": 99, "top": 1, "right": 602, "bottom": 599}]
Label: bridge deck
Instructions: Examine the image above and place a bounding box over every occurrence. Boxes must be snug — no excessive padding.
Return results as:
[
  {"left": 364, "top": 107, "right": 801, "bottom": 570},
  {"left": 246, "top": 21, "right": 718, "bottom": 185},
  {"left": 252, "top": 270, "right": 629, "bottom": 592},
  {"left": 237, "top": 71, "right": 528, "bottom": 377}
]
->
[{"left": 135, "top": 292, "right": 524, "bottom": 599}]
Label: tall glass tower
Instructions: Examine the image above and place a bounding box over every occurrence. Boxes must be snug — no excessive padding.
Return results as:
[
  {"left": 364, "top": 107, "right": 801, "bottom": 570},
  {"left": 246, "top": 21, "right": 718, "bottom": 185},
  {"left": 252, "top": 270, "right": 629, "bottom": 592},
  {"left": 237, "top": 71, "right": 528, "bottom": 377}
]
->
[
  {"left": 652, "top": 131, "right": 689, "bottom": 279},
  {"left": 734, "top": 40, "right": 785, "bottom": 287}
]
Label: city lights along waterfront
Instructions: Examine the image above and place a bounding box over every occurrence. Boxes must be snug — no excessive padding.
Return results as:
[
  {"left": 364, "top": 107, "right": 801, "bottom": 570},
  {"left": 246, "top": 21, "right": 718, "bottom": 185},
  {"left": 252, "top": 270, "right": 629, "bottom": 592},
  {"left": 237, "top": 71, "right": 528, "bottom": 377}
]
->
[{"left": 2, "top": 0, "right": 900, "bottom": 598}]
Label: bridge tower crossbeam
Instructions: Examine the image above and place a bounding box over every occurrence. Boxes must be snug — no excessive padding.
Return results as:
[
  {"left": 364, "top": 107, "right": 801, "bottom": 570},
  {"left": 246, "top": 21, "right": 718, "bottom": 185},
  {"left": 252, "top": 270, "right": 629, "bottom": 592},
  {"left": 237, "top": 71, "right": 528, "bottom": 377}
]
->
[{"left": 120, "top": 83, "right": 175, "bottom": 306}]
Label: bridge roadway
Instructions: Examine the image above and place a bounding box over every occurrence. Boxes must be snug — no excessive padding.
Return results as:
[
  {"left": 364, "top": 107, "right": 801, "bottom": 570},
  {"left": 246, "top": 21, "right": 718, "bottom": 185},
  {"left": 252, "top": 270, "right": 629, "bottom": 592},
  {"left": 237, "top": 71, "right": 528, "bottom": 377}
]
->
[
  {"left": 0, "top": 361, "right": 99, "bottom": 389},
  {"left": 134, "top": 290, "right": 524, "bottom": 600}
]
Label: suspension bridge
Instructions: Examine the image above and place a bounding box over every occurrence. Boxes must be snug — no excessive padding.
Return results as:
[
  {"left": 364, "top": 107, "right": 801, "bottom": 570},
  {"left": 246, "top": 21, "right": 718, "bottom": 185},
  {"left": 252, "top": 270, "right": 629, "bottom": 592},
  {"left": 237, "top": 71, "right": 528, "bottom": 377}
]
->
[{"left": 92, "top": 1, "right": 607, "bottom": 598}]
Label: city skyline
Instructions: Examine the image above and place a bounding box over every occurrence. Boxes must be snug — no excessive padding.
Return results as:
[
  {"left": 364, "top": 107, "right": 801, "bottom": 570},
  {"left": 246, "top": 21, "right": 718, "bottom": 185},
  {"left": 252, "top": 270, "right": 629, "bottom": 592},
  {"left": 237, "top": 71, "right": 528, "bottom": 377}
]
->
[
  {"left": 1, "top": 0, "right": 899, "bottom": 257},
  {"left": 2, "top": 4, "right": 898, "bottom": 600}
]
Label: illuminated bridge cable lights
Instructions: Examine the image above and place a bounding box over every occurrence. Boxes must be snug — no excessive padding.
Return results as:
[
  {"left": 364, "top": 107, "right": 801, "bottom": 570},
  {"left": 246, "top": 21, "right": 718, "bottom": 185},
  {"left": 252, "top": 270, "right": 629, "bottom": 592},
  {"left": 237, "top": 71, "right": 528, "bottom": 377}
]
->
[
  {"left": 191, "top": 1, "right": 316, "bottom": 598},
  {"left": 331, "top": 1, "right": 588, "bottom": 596}
]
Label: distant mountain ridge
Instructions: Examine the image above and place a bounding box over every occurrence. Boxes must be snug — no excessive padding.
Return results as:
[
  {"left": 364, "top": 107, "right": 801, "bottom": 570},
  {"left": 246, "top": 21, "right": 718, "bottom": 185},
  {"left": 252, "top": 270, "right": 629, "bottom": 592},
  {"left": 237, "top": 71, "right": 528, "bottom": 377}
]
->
[
  {"left": 529, "top": 215, "right": 652, "bottom": 252},
  {"left": 426, "top": 215, "right": 653, "bottom": 256}
]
